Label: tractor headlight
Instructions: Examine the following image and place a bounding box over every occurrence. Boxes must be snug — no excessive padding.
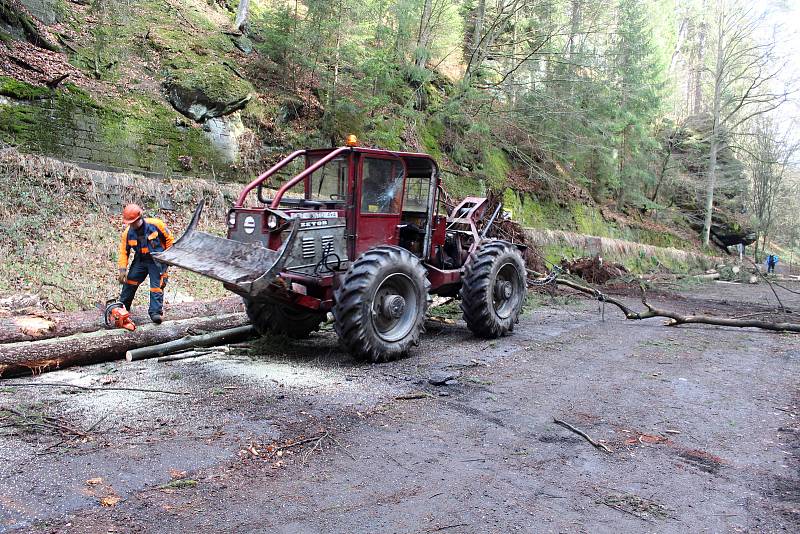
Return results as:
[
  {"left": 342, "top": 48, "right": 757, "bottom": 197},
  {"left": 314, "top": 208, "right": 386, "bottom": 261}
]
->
[
  {"left": 228, "top": 212, "right": 236, "bottom": 227},
  {"left": 267, "top": 214, "right": 279, "bottom": 230}
]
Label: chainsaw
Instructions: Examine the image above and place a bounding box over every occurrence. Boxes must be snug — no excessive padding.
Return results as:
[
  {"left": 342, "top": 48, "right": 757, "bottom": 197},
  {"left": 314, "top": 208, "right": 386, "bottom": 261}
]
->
[{"left": 103, "top": 299, "right": 136, "bottom": 331}]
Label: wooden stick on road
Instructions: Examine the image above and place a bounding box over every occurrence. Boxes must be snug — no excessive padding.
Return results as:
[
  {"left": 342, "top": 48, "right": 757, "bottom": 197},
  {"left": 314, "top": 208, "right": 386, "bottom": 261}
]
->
[{"left": 553, "top": 418, "right": 612, "bottom": 453}]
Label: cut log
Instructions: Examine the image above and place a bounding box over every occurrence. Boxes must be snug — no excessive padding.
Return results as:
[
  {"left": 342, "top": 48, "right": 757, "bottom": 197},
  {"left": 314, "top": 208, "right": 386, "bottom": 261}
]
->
[
  {"left": 0, "top": 313, "right": 250, "bottom": 379},
  {"left": 126, "top": 325, "right": 255, "bottom": 361},
  {"left": 0, "top": 297, "right": 242, "bottom": 344},
  {"left": 692, "top": 272, "right": 720, "bottom": 281}
]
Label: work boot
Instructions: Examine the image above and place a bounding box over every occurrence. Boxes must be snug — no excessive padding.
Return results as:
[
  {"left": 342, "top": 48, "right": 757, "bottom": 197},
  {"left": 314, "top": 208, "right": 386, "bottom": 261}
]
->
[{"left": 150, "top": 313, "right": 163, "bottom": 324}]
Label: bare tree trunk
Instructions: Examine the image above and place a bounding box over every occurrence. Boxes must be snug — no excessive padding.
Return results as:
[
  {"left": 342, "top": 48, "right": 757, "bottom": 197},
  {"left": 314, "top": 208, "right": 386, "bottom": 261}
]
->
[
  {"left": 472, "top": 0, "right": 486, "bottom": 56},
  {"left": 234, "top": 0, "right": 250, "bottom": 32},
  {"left": 651, "top": 133, "right": 675, "bottom": 203},
  {"left": 753, "top": 232, "right": 761, "bottom": 264},
  {"left": 126, "top": 325, "right": 255, "bottom": 361},
  {"left": 567, "top": 0, "right": 581, "bottom": 59},
  {"left": 415, "top": 0, "right": 433, "bottom": 68},
  {"left": 693, "top": 1, "right": 706, "bottom": 114},
  {"left": 544, "top": 276, "right": 800, "bottom": 334},
  {"left": 506, "top": 6, "right": 519, "bottom": 106},
  {"left": 0, "top": 297, "right": 243, "bottom": 344},
  {"left": 702, "top": 135, "right": 719, "bottom": 246},
  {"left": 702, "top": 13, "right": 725, "bottom": 247}
]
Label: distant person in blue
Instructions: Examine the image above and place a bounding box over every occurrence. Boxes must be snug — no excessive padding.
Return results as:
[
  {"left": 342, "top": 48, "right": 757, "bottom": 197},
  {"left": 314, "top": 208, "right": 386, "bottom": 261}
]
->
[{"left": 766, "top": 254, "right": 779, "bottom": 274}]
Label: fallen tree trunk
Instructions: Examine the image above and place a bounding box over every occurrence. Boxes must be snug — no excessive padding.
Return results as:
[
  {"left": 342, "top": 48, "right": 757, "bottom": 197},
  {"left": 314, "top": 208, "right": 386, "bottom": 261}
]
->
[
  {"left": 531, "top": 271, "right": 800, "bottom": 333},
  {"left": 126, "top": 325, "right": 255, "bottom": 361},
  {"left": 636, "top": 302, "right": 800, "bottom": 332},
  {"left": 0, "top": 297, "right": 242, "bottom": 344},
  {"left": 0, "top": 313, "right": 250, "bottom": 379},
  {"left": 692, "top": 272, "right": 720, "bottom": 281}
]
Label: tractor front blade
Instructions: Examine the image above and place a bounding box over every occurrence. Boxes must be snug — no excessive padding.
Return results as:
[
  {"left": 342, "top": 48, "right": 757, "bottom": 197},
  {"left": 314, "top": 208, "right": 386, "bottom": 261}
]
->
[{"left": 154, "top": 200, "right": 299, "bottom": 297}]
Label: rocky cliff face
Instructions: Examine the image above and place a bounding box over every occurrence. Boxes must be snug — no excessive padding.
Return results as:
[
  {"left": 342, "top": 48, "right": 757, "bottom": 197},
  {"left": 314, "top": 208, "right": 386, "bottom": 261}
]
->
[
  {"left": 670, "top": 114, "right": 755, "bottom": 251},
  {"left": 0, "top": 0, "right": 261, "bottom": 179}
]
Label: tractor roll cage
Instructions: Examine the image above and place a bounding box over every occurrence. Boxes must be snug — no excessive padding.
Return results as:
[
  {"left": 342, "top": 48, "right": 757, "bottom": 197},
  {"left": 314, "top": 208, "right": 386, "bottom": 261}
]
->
[{"left": 234, "top": 146, "right": 438, "bottom": 209}]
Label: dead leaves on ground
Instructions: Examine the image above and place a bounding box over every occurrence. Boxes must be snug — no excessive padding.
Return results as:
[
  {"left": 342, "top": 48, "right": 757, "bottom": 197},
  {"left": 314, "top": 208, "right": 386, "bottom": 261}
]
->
[{"left": 84, "top": 477, "right": 120, "bottom": 507}]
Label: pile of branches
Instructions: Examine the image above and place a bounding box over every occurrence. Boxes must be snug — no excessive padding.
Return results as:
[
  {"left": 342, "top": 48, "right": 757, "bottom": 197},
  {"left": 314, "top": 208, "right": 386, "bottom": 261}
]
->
[
  {"left": 560, "top": 256, "right": 628, "bottom": 285},
  {"left": 0, "top": 404, "right": 87, "bottom": 440},
  {"left": 482, "top": 192, "right": 546, "bottom": 273}
]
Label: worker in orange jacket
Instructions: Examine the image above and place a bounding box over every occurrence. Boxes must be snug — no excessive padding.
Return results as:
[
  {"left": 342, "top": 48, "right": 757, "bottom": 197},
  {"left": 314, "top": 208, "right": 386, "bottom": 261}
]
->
[{"left": 117, "top": 204, "right": 175, "bottom": 324}]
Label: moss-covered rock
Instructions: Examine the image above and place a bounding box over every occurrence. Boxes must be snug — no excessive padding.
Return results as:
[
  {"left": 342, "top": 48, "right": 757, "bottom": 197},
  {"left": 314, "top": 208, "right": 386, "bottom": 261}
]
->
[
  {"left": 0, "top": 0, "right": 59, "bottom": 51},
  {"left": 0, "top": 75, "right": 52, "bottom": 99},
  {"left": 164, "top": 63, "right": 253, "bottom": 122}
]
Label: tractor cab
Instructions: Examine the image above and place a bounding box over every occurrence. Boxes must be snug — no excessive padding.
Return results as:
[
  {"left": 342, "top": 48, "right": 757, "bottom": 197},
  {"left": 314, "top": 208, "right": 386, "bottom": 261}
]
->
[{"left": 289, "top": 147, "right": 440, "bottom": 261}]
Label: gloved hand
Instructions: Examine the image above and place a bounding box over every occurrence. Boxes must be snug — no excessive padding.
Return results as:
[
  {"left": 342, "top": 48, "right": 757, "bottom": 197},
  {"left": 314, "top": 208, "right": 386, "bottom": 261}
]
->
[
  {"left": 118, "top": 268, "right": 127, "bottom": 284},
  {"left": 160, "top": 269, "right": 169, "bottom": 289}
]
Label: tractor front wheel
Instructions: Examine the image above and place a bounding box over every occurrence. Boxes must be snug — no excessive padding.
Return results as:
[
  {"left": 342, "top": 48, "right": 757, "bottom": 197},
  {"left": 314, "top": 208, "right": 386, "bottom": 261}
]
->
[
  {"left": 460, "top": 240, "right": 526, "bottom": 338},
  {"left": 334, "top": 246, "right": 429, "bottom": 362},
  {"left": 244, "top": 298, "right": 325, "bottom": 339}
]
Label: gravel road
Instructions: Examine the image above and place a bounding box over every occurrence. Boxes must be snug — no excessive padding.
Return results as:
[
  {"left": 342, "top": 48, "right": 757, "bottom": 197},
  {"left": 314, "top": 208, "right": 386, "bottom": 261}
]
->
[{"left": 1, "top": 282, "right": 798, "bottom": 533}]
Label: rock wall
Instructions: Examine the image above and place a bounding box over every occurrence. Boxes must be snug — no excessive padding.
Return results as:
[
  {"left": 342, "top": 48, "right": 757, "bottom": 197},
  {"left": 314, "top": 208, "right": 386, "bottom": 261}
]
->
[
  {"left": 0, "top": 86, "right": 243, "bottom": 179},
  {"left": 19, "top": 0, "right": 59, "bottom": 25}
]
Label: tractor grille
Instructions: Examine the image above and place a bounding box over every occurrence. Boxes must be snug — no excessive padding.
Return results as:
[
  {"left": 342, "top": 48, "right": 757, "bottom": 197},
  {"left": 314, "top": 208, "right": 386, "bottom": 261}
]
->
[
  {"left": 301, "top": 236, "right": 316, "bottom": 259},
  {"left": 321, "top": 235, "right": 334, "bottom": 255},
  {"left": 284, "top": 218, "right": 348, "bottom": 275}
]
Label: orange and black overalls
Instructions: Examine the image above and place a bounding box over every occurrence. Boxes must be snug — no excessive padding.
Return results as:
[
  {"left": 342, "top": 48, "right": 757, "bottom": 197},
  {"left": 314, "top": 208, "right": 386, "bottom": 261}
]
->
[{"left": 118, "top": 218, "right": 174, "bottom": 317}]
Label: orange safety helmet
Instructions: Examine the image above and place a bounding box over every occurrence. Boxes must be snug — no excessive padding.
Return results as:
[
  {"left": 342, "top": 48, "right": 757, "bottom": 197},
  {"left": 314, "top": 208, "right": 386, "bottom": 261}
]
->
[{"left": 122, "top": 203, "right": 143, "bottom": 225}]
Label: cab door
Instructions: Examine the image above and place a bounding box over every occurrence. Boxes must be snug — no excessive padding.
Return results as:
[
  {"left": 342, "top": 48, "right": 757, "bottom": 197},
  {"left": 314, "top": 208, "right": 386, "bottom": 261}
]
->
[{"left": 352, "top": 154, "right": 405, "bottom": 257}]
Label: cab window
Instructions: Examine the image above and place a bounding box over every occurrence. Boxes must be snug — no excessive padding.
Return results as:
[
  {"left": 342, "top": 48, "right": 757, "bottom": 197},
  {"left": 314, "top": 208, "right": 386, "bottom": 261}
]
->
[
  {"left": 308, "top": 156, "right": 348, "bottom": 201},
  {"left": 403, "top": 176, "right": 430, "bottom": 212},
  {"left": 361, "top": 158, "right": 404, "bottom": 214}
]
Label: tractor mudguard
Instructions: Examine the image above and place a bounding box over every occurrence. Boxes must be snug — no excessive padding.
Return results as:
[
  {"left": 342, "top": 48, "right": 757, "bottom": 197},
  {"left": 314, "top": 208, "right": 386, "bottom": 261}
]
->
[{"left": 153, "top": 200, "right": 299, "bottom": 298}]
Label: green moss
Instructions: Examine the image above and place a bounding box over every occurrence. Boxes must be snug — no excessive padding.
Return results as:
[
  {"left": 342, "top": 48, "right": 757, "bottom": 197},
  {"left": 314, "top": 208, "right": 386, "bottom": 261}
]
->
[
  {"left": 158, "top": 479, "right": 198, "bottom": 490},
  {"left": 442, "top": 172, "right": 484, "bottom": 200},
  {"left": 0, "top": 104, "right": 40, "bottom": 140},
  {"left": 571, "top": 204, "right": 614, "bottom": 237},
  {"left": 0, "top": 29, "right": 12, "bottom": 44},
  {"left": 418, "top": 118, "right": 444, "bottom": 159},
  {"left": 98, "top": 94, "right": 228, "bottom": 175},
  {"left": 502, "top": 189, "right": 522, "bottom": 222},
  {"left": 367, "top": 117, "right": 404, "bottom": 151},
  {"left": 0, "top": 76, "right": 52, "bottom": 100},
  {"left": 0, "top": 82, "right": 226, "bottom": 177},
  {"left": 0, "top": 81, "right": 103, "bottom": 153},
  {"left": 63, "top": 83, "right": 98, "bottom": 108},
  {"left": 480, "top": 147, "right": 510, "bottom": 189},
  {"left": 168, "top": 63, "right": 253, "bottom": 104},
  {"left": 541, "top": 244, "right": 585, "bottom": 267}
]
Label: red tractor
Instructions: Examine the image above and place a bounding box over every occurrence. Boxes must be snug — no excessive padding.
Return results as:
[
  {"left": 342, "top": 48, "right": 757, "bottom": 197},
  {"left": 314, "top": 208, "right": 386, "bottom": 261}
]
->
[{"left": 156, "top": 141, "right": 527, "bottom": 361}]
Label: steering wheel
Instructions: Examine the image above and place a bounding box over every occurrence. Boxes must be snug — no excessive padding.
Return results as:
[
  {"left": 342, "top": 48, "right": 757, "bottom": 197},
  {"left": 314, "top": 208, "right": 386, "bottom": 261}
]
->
[
  {"left": 329, "top": 194, "right": 343, "bottom": 201},
  {"left": 300, "top": 199, "right": 325, "bottom": 209},
  {"left": 257, "top": 183, "right": 273, "bottom": 205}
]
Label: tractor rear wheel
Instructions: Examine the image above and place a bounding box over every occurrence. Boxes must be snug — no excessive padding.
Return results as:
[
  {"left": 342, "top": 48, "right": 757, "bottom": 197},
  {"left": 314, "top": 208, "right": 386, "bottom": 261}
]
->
[
  {"left": 244, "top": 298, "right": 324, "bottom": 339},
  {"left": 460, "top": 240, "right": 526, "bottom": 338},
  {"left": 334, "top": 246, "right": 429, "bottom": 362}
]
